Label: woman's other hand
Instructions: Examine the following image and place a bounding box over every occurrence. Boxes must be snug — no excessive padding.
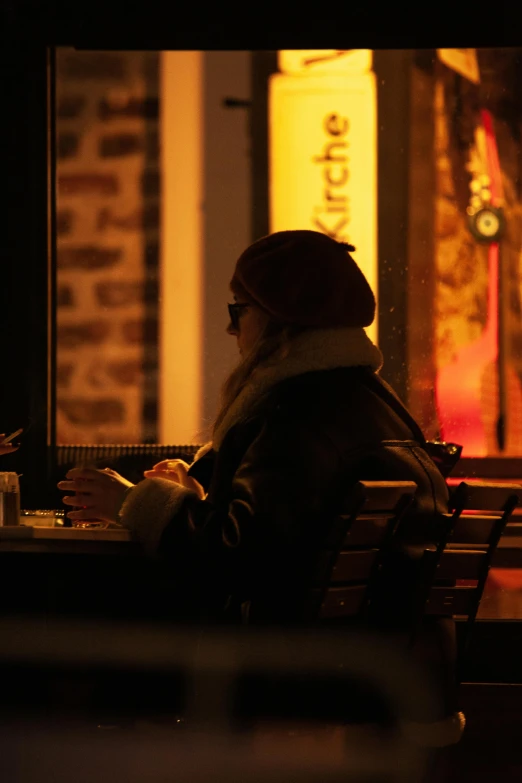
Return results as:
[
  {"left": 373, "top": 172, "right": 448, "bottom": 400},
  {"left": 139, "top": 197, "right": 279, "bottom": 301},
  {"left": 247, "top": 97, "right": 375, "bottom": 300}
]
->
[
  {"left": 144, "top": 459, "right": 205, "bottom": 499},
  {"left": 57, "top": 467, "right": 135, "bottom": 524},
  {"left": 0, "top": 435, "right": 19, "bottom": 456}
]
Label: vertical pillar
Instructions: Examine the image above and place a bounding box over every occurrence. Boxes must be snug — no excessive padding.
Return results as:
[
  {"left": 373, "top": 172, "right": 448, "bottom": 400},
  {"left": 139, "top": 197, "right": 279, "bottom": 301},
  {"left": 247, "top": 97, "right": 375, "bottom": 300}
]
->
[
  {"left": 374, "top": 50, "right": 412, "bottom": 402},
  {"left": 407, "top": 53, "right": 438, "bottom": 435},
  {"left": 251, "top": 52, "right": 278, "bottom": 242},
  {"left": 159, "top": 51, "right": 204, "bottom": 444},
  {"left": 1, "top": 37, "right": 50, "bottom": 507}
]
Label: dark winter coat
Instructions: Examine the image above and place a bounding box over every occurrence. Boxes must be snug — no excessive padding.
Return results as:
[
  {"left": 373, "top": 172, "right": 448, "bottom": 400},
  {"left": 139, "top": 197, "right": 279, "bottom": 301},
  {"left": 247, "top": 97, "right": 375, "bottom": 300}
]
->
[{"left": 121, "top": 327, "right": 448, "bottom": 627}]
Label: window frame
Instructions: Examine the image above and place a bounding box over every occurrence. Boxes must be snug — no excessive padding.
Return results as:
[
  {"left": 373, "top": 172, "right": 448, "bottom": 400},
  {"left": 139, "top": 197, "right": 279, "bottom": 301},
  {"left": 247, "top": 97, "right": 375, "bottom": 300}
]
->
[{"left": 3, "top": 35, "right": 522, "bottom": 510}]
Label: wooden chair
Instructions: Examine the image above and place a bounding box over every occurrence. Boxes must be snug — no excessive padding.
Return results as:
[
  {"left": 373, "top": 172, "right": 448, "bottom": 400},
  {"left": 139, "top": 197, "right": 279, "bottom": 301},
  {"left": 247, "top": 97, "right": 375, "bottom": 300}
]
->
[
  {"left": 234, "top": 481, "right": 423, "bottom": 733},
  {"left": 421, "top": 481, "right": 521, "bottom": 674},
  {"left": 307, "top": 480, "right": 418, "bottom": 623},
  {"left": 305, "top": 481, "right": 520, "bottom": 751},
  {"left": 407, "top": 482, "right": 522, "bottom": 777}
]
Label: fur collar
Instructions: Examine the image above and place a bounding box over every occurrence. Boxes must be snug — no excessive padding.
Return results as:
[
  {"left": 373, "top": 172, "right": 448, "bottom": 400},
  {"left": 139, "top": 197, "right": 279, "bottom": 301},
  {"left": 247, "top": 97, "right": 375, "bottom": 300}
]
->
[{"left": 212, "top": 327, "right": 383, "bottom": 451}]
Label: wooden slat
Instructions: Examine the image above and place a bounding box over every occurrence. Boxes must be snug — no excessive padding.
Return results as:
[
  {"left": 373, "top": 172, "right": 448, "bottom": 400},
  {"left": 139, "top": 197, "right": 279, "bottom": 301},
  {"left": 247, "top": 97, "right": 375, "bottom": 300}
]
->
[
  {"left": 319, "top": 586, "right": 368, "bottom": 619},
  {"left": 357, "top": 481, "right": 417, "bottom": 512},
  {"left": 450, "top": 483, "right": 521, "bottom": 514},
  {"left": 436, "top": 550, "right": 486, "bottom": 581},
  {"left": 331, "top": 550, "right": 378, "bottom": 583},
  {"left": 447, "top": 514, "right": 497, "bottom": 545},
  {"left": 341, "top": 515, "right": 392, "bottom": 547},
  {"left": 323, "top": 514, "right": 393, "bottom": 549},
  {"left": 425, "top": 586, "right": 476, "bottom": 616}
]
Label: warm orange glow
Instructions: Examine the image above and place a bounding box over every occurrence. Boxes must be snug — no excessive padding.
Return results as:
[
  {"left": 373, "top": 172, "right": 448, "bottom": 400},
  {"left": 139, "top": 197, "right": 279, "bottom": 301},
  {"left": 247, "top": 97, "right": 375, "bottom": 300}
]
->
[
  {"left": 437, "top": 49, "right": 480, "bottom": 84},
  {"left": 269, "top": 54, "right": 377, "bottom": 343},
  {"left": 436, "top": 109, "right": 522, "bottom": 456},
  {"left": 159, "top": 52, "right": 203, "bottom": 444},
  {"left": 435, "top": 243, "right": 498, "bottom": 456}
]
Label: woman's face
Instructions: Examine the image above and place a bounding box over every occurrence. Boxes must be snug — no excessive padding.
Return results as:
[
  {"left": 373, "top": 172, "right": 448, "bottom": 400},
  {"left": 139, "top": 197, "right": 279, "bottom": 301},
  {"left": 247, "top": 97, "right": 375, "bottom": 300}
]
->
[{"left": 227, "top": 296, "right": 270, "bottom": 356}]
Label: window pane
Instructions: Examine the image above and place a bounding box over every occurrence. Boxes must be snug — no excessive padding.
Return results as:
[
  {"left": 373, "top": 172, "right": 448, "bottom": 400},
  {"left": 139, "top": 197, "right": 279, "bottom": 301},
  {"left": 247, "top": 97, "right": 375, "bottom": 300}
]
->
[
  {"left": 53, "top": 47, "right": 522, "bottom": 460},
  {"left": 433, "top": 48, "right": 522, "bottom": 457},
  {"left": 54, "top": 49, "right": 251, "bottom": 447}
]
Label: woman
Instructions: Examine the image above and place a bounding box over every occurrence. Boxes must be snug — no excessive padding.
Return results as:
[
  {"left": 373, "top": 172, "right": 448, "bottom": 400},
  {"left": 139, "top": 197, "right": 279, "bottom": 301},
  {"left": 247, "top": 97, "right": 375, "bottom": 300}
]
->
[{"left": 58, "top": 230, "right": 449, "bottom": 625}]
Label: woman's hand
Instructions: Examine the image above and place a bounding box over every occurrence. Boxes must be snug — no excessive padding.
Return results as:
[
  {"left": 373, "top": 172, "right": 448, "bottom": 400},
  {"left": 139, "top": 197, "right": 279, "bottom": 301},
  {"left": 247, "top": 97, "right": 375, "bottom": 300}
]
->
[
  {"left": 57, "top": 467, "right": 135, "bottom": 524},
  {"left": 144, "top": 459, "right": 205, "bottom": 499},
  {"left": 0, "top": 435, "right": 19, "bottom": 456},
  {"left": 0, "top": 444, "right": 18, "bottom": 455}
]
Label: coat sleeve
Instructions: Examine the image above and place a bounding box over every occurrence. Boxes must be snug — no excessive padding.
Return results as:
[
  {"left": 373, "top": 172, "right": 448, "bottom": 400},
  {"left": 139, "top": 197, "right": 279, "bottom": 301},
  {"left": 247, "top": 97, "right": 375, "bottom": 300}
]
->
[{"left": 120, "top": 408, "right": 343, "bottom": 606}]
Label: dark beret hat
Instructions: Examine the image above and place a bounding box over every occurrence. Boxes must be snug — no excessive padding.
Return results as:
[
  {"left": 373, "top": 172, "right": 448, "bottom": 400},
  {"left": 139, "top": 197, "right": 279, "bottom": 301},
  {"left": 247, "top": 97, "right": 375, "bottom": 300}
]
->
[{"left": 230, "top": 230, "right": 375, "bottom": 328}]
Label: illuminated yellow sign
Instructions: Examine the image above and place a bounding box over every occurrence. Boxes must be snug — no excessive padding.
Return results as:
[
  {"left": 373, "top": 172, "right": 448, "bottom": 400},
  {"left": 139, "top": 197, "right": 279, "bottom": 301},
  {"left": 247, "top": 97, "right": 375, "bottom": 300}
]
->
[{"left": 269, "top": 67, "right": 377, "bottom": 341}]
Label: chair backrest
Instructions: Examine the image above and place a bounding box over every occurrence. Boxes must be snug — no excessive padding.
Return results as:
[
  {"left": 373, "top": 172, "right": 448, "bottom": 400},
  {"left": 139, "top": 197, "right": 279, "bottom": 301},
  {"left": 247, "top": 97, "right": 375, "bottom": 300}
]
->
[
  {"left": 307, "top": 481, "right": 417, "bottom": 622},
  {"left": 56, "top": 444, "right": 201, "bottom": 474},
  {"left": 424, "top": 482, "right": 521, "bottom": 622}
]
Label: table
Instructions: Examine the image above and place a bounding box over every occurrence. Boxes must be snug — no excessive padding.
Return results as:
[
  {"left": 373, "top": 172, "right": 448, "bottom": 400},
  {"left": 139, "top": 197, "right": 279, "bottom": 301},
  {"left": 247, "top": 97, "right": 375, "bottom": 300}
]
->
[
  {"left": 1, "top": 523, "right": 522, "bottom": 682},
  {"left": 0, "top": 524, "right": 181, "bottom": 624},
  {"left": 1, "top": 522, "right": 522, "bottom": 615},
  {"left": 0, "top": 525, "right": 136, "bottom": 554}
]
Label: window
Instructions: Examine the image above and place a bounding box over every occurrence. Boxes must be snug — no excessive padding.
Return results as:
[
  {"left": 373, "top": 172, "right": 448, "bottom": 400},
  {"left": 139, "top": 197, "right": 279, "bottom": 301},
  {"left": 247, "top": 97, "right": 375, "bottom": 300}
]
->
[
  {"left": 8, "top": 45, "right": 519, "bottom": 505},
  {"left": 53, "top": 47, "right": 522, "bottom": 458},
  {"left": 54, "top": 49, "right": 251, "bottom": 446}
]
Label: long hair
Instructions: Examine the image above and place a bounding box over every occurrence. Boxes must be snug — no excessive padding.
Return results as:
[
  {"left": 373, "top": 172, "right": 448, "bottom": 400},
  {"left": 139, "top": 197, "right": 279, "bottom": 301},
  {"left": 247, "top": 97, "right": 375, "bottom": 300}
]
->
[{"left": 211, "top": 318, "right": 307, "bottom": 440}]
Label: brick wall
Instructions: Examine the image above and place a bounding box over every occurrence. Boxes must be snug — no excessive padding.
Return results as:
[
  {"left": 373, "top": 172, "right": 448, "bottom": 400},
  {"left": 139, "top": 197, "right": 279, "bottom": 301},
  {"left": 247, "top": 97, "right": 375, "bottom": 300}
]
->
[{"left": 55, "top": 49, "right": 159, "bottom": 444}]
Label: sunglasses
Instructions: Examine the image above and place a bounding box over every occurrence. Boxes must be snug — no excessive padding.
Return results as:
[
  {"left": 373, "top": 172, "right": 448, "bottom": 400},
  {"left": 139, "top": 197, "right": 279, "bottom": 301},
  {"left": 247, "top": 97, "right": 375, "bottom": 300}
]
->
[{"left": 227, "top": 302, "right": 250, "bottom": 331}]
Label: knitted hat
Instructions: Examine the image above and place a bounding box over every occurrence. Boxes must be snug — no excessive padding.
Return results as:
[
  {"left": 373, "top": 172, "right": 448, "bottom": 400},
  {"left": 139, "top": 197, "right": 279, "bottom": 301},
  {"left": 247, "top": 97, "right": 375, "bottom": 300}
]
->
[{"left": 230, "top": 230, "right": 376, "bottom": 328}]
